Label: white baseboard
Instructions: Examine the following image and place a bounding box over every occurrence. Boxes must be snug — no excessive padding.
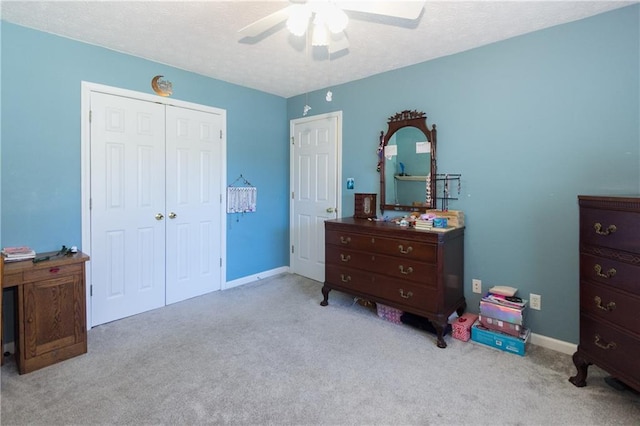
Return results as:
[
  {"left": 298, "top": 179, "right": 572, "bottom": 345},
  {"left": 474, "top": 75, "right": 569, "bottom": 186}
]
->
[
  {"left": 531, "top": 332, "right": 577, "bottom": 355},
  {"left": 224, "top": 266, "right": 290, "bottom": 290},
  {"left": 3, "top": 341, "right": 15, "bottom": 355}
]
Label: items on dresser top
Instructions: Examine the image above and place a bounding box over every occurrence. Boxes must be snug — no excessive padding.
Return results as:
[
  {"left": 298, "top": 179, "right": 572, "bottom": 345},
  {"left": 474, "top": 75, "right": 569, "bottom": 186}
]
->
[
  {"left": 321, "top": 217, "right": 465, "bottom": 348},
  {"left": 570, "top": 195, "right": 640, "bottom": 393}
]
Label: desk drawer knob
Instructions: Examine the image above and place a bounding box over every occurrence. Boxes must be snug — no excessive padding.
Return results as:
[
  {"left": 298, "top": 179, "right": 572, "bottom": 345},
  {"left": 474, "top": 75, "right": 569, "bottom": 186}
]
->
[
  {"left": 398, "top": 245, "right": 413, "bottom": 254},
  {"left": 594, "top": 296, "right": 616, "bottom": 312},
  {"left": 399, "top": 289, "right": 413, "bottom": 299},
  {"left": 594, "top": 223, "right": 616, "bottom": 236},
  {"left": 594, "top": 264, "right": 616, "bottom": 279}
]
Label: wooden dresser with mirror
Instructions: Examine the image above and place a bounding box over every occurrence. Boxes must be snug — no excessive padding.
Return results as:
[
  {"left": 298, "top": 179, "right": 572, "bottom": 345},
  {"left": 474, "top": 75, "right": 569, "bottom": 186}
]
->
[{"left": 321, "top": 110, "right": 465, "bottom": 348}]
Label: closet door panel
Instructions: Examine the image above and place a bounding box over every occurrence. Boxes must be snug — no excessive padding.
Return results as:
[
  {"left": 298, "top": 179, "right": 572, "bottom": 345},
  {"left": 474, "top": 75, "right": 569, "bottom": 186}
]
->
[
  {"left": 165, "top": 106, "right": 223, "bottom": 304},
  {"left": 90, "top": 92, "right": 166, "bottom": 326}
]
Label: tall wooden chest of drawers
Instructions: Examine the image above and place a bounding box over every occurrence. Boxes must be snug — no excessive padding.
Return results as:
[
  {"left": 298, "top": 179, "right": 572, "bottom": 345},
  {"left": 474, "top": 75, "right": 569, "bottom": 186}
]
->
[
  {"left": 321, "top": 218, "right": 465, "bottom": 348},
  {"left": 570, "top": 196, "right": 640, "bottom": 392}
]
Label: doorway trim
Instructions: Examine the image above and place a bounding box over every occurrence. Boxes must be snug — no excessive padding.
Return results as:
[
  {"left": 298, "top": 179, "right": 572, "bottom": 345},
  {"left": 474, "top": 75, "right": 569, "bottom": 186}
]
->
[
  {"left": 288, "top": 111, "right": 343, "bottom": 279},
  {"left": 80, "top": 81, "right": 227, "bottom": 328}
]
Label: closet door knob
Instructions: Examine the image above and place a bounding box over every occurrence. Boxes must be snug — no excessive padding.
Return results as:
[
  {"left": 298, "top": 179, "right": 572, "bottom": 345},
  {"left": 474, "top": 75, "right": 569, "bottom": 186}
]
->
[
  {"left": 155, "top": 213, "right": 164, "bottom": 221},
  {"left": 169, "top": 212, "right": 177, "bottom": 219}
]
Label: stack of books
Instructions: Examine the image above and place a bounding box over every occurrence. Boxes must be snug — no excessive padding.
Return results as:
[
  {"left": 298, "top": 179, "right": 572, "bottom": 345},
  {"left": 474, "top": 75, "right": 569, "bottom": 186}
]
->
[
  {"left": 2, "top": 246, "right": 36, "bottom": 262},
  {"left": 471, "top": 286, "right": 530, "bottom": 356},
  {"left": 413, "top": 218, "right": 434, "bottom": 230}
]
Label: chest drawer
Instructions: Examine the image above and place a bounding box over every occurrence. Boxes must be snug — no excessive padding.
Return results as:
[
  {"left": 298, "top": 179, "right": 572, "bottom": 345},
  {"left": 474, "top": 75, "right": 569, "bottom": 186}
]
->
[
  {"left": 580, "top": 281, "right": 640, "bottom": 333},
  {"left": 579, "top": 314, "right": 640, "bottom": 386},
  {"left": 326, "top": 230, "right": 436, "bottom": 263},
  {"left": 580, "top": 208, "right": 640, "bottom": 253},
  {"left": 579, "top": 253, "right": 640, "bottom": 296}
]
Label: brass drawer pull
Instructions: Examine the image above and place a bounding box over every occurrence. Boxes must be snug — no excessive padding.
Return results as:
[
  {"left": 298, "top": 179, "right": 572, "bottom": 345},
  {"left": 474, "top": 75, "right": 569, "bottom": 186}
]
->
[
  {"left": 399, "top": 265, "right": 413, "bottom": 275},
  {"left": 399, "top": 289, "right": 413, "bottom": 299},
  {"left": 594, "top": 296, "right": 616, "bottom": 312},
  {"left": 594, "top": 264, "right": 616, "bottom": 279},
  {"left": 594, "top": 223, "right": 616, "bottom": 236},
  {"left": 398, "top": 245, "right": 413, "bottom": 254},
  {"left": 340, "top": 254, "right": 351, "bottom": 262},
  {"left": 340, "top": 236, "right": 351, "bottom": 244},
  {"left": 594, "top": 334, "right": 616, "bottom": 350},
  {"left": 340, "top": 274, "right": 351, "bottom": 283}
]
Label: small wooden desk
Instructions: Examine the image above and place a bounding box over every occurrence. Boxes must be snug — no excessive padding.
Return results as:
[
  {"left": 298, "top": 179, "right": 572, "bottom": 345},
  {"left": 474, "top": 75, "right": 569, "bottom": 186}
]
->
[{"left": 1, "top": 252, "right": 89, "bottom": 374}]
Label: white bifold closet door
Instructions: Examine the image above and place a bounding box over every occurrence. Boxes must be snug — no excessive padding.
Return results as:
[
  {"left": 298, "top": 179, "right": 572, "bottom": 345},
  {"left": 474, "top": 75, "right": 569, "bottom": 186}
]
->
[{"left": 90, "top": 92, "right": 222, "bottom": 327}]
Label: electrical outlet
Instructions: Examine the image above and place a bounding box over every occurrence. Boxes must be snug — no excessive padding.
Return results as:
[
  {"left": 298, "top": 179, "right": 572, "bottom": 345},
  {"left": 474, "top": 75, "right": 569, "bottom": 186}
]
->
[
  {"left": 472, "top": 279, "right": 482, "bottom": 294},
  {"left": 530, "top": 293, "right": 541, "bottom": 310}
]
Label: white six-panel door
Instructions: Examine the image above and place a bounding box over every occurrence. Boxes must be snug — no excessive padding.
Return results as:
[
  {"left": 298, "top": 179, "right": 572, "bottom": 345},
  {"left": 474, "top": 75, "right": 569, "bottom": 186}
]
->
[
  {"left": 165, "top": 105, "right": 223, "bottom": 304},
  {"left": 290, "top": 112, "right": 341, "bottom": 282},
  {"left": 88, "top": 89, "right": 225, "bottom": 327},
  {"left": 90, "top": 92, "right": 167, "bottom": 325}
]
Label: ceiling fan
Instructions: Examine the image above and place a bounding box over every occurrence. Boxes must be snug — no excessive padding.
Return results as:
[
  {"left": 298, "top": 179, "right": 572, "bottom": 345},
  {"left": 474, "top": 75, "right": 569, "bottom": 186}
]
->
[{"left": 239, "top": 0, "right": 425, "bottom": 54}]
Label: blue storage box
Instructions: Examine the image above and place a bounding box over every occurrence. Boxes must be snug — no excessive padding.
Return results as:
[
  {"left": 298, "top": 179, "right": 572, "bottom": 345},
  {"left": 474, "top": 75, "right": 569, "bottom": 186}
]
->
[{"left": 471, "top": 322, "right": 530, "bottom": 356}]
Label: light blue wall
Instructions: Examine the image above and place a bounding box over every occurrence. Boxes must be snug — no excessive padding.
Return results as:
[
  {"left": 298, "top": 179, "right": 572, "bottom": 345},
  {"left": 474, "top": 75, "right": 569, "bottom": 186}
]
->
[
  {"left": 288, "top": 5, "right": 640, "bottom": 343},
  {"left": 0, "top": 21, "right": 289, "bottom": 282}
]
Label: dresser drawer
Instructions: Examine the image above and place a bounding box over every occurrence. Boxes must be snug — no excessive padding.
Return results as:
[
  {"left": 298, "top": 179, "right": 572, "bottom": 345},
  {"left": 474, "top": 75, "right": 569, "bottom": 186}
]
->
[
  {"left": 326, "top": 246, "right": 436, "bottom": 287},
  {"left": 22, "top": 263, "right": 83, "bottom": 283},
  {"left": 580, "top": 208, "right": 640, "bottom": 253},
  {"left": 579, "top": 314, "right": 640, "bottom": 386},
  {"left": 372, "top": 276, "right": 438, "bottom": 312},
  {"left": 326, "top": 265, "right": 374, "bottom": 295},
  {"left": 326, "top": 230, "right": 436, "bottom": 263},
  {"left": 580, "top": 281, "right": 640, "bottom": 333},
  {"left": 579, "top": 253, "right": 640, "bottom": 296}
]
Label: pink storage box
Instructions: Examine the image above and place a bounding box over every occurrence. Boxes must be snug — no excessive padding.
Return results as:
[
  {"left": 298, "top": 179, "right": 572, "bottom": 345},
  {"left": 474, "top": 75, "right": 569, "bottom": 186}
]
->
[
  {"left": 479, "top": 314, "right": 522, "bottom": 337},
  {"left": 452, "top": 313, "right": 479, "bottom": 341},
  {"left": 376, "top": 303, "right": 403, "bottom": 324}
]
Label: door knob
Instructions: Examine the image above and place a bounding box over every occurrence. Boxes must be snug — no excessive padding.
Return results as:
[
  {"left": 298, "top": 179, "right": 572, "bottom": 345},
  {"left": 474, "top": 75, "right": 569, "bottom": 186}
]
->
[
  {"left": 169, "top": 212, "right": 177, "bottom": 219},
  {"left": 326, "top": 207, "right": 335, "bottom": 213},
  {"left": 155, "top": 213, "right": 164, "bottom": 220}
]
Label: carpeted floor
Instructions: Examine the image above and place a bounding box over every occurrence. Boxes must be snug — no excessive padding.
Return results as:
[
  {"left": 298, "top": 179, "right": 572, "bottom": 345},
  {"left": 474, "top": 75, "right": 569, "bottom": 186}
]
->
[{"left": 1, "top": 273, "right": 639, "bottom": 425}]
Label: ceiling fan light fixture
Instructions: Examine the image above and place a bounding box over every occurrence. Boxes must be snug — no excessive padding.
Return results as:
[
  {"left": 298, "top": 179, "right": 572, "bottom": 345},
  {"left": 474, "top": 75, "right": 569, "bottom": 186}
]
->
[
  {"left": 286, "top": 4, "right": 311, "bottom": 36},
  {"left": 325, "top": 6, "right": 348, "bottom": 34},
  {"left": 311, "top": 21, "right": 329, "bottom": 46}
]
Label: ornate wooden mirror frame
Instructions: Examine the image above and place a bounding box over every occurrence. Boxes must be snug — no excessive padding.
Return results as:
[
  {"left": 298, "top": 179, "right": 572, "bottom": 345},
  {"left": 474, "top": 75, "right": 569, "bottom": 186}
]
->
[{"left": 379, "top": 110, "right": 437, "bottom": 213}]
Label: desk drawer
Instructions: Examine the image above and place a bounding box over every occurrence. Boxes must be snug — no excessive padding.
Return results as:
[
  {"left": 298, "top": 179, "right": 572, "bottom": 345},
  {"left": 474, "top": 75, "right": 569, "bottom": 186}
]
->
[{"left": 23, "top": 263, "right": 83, "bottom": 282}]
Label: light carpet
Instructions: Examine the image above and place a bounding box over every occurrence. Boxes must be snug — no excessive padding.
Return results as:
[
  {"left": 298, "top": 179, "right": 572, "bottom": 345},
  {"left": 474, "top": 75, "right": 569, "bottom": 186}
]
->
[{"left": 1, "top": 273, "right": 639, "bottom": 425}]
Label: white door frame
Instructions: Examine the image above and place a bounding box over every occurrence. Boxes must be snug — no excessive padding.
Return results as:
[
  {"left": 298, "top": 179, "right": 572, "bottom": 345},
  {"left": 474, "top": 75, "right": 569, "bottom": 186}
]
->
[
  {"left": 289, "top": 111, "right": 343, "bottom": 278},
  {"left": 80, "top": 81, "right": 227, "bottom": 329}
]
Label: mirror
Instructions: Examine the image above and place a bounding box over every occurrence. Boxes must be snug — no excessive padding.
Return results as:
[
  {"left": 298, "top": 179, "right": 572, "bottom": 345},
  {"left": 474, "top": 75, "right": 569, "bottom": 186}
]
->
[{"left": 379, "top": 110, "right": 437, "bottom": 213}]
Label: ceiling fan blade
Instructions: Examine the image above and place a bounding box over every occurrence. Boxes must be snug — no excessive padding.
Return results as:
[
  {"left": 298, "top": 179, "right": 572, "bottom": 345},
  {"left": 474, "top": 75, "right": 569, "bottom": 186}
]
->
[
  {"left": 238, "top": 6, "right": 293, "bottom": 38},
  {"left": 337, "top": 1, "right": 425, "bottom": 20},
  {"left": 328, "top": 32, "right": 349, "bottom": 54}
]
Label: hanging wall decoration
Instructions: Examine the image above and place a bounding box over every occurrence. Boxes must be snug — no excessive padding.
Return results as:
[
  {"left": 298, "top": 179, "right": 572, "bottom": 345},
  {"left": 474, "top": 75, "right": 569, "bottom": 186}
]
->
[
  {"left": 227, "top": 174, "right": 257, "bottom": 214},
  {"left": 151, "top": 75, "right": 173, "bottom": 97}
]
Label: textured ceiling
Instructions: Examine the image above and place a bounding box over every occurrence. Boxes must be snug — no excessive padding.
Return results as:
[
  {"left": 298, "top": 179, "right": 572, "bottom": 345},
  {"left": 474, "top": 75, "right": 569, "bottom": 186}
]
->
[{"left": 1, "top": 1, "right": 635, "bottom": 98}]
